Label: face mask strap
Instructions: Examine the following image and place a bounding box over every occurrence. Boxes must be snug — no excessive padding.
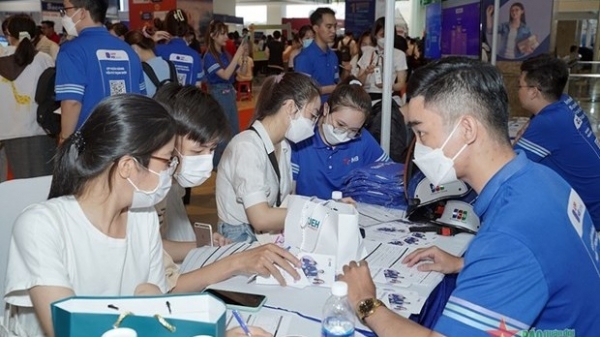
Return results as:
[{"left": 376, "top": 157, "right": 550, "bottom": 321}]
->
[{"left": 440, "top": 121, "right": 462, "bottom": 151}]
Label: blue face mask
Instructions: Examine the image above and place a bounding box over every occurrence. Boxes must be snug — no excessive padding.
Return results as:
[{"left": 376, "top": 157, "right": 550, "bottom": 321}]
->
[{"left": 302, "top": 38, "right": 313, "bottom": 49}]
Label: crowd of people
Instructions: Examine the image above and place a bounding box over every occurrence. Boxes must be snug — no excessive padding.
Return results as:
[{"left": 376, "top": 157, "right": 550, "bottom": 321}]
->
[{"left": 1, "top": 1, "right": 600, "bottom": 337}]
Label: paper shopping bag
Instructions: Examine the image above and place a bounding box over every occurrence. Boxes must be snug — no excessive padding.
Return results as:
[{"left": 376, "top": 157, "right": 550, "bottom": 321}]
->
[
  {"left": 285, "top": 195, "right": 365, "bottom": 272},
  {"left": 51, "top": 293, "right": 227, "bottom": 337}
]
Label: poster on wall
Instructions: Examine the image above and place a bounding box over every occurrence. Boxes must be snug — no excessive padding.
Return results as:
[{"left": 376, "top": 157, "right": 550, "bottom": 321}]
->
[
  {"left": 441, "top": 0, "right": 481, "bottom": 58},
  {"left": 177, "top": 0, "right": 213, "bottom": 41},
  {"left": 482, "top": 0, "right": 553, "bottom": 61},
  {"left": 345, "top": 0, "right": 375, "bottom": 38},
  {"left": 128, "top": 0, "right": 176, "bottom": 30},
  {"left": 425, "top": 2, "right": 442, "bottom": 59}
]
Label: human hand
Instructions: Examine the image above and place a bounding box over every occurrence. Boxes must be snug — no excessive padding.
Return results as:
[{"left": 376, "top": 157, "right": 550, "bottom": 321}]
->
[
  {"left": 134, "top": 283, "right": 162, "bottom": 295},
  {"left": 340, "top": 197, "right": 357, "bottom": 207},
  {"left": 235, "top": 43, "right": 248, "bottom": 58},
  {"left": 486, "top": 5, "right": 494, "bottom": 17},
  {"left": 375, "top": 82, "right": 383, "bottom": 89},
  {"left": 213, "top": 232, "right": 232, "bottom": 247},
  {"left": 366, "top": 65, "right": 375, "bottom": 74},
  {"left": 226, "top": 326, "right": 273, "bottom": 337},
  {"left": 338, "top": 261, "right": 376, "bottom": 309},
  {"left": 236, "top": 244, "right": 301, "bottom": 286},
  {"left": 152, "top": 30, "right": 171, "bottom": 42},
  {"left": 402, "top": 246, "right": 463, "bottom": 274}
]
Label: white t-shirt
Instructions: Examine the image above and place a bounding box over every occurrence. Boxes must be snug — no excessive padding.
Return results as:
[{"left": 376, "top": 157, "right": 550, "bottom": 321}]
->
[
  {"left": 357, "top": 47, "right": 407, "bottom": 94},
  {"left": 216, "top": 120, "right": 292, "bottom": 225},
  {"left": 35, "top": 35, "right": 60, "bottom": 60},
  {"left": 0, "top": 52, "right": 54, "bottom": 141},
  {"left": 3, "top": 196, "right": 167, "bottom": 336},
  {"left": 505, "top": 27, "right": 517, "bottom": 59},
  {"left": 156, "top": 182, "right": 196, "bottom": 242}
]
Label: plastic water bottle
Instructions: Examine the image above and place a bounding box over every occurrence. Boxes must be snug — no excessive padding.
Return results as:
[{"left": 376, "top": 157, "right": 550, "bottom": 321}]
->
[
  {"left": 322, "top": 281, "right": 355, "bottom": 337},
  {"left": 331, "top": 191, "right": 343, "bottom": 202}
]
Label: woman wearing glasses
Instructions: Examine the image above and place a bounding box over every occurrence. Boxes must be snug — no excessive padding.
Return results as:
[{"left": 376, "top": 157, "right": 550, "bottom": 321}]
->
[
  {"left": 291, "top": 78, "right": 390, "bottom": 200},
  {"left": 216, "top": 73, "right": 321, "bottom": 242}
]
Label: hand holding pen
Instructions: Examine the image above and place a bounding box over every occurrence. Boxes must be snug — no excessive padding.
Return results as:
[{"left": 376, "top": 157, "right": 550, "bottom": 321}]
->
[{"left": 228, "top": 310, "right": 274, "bottom": 336}]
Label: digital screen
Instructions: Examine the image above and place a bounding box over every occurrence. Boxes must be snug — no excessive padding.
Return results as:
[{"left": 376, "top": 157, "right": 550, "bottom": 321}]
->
[
  {"left": 425, "top": 3, "right": 442, "bottom": 59},
  {"left": 441, "top": 0, "right": 481, "bottom": 58}
]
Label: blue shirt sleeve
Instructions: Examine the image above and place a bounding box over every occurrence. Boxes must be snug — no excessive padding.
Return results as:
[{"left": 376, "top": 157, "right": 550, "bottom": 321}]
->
[
  {"left": 360, "top": 129, "right": 390, "bottom": 163},
  {"left": 434, "top": 232, "right": 548, "bottom": 337},
  {"left": 196, "top": 56, "right": 205, "bottom": 82},
  {"left": 204, "top": 52, "right": 222, "bottom": 75},
  {"left": 294, "top": 52, "right": 312, "bottom": 77},
  {"left": 515, "top": 116, "right": 556, "bottom": 162},
  {"left": 55, "top": 45, "right": 86, "bottom": 102}
]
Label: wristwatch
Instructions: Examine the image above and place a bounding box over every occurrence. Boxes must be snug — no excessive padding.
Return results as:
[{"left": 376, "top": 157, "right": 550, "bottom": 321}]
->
[{"left": 356, "top": 298, "right": 385, "bottom": 323}]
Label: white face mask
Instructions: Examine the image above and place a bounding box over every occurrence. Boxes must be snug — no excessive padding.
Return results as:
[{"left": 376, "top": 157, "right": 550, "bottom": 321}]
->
[
  {"left": 174, "top": 151, "right": 214, "bottom": 188},
  {"left": 61, "top": 9, "right": 81, "bottom": 37},
  {"left": 128, "top": 164, "right": 173, "bottom": 209},
  {"left": 322, "top": 123, "right": 352, "bottom": 145},
  {"left": 286, "top": 113, "right": 315, "bottom": 143},
  {"left": 412, "top": 123, "right": 468, "bottom": 186},
  {"left": 361, "top": 45, "right": 374, "bottom": 54},
  {"left": 302, "top": 38, "right": 313, "bottom": 49},
  {"left": 377, "top": 37, "right": 385, "bottom": 49}
]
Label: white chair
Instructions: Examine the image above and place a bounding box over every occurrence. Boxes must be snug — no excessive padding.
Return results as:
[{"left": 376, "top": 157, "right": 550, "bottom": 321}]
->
[{"left": 0, "top": 175, "right": 52, "bottom": 329}]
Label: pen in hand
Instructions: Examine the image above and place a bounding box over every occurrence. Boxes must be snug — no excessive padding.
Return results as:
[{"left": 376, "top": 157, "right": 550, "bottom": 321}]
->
[{"left": 232, "top": 309, "right": 252, "bottom": 336}]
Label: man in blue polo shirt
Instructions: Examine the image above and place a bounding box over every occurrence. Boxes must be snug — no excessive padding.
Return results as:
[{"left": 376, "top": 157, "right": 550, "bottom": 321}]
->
[
  {"left": 56, "top": 0, "right": 145, "bottom": 142},
  {"left": 339, "top": 57, "right": 600, "bottom": 336},
  {"left": 155, "top": 9, "right": 204, "bottom": 87},
  {"left": 515, "top": 55, "right": 600, "bottom": 231},
  {"left": 294, "top": 7, "right": 339, "bottom": 103}
]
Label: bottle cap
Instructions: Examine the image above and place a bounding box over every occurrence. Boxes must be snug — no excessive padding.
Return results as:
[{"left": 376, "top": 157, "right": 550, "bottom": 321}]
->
[
  {"left": 331, "top": 281, "right": 348, "bottom": 297},
  {"left": 331, "top": 191, "right": 343, "bottom": 200}
]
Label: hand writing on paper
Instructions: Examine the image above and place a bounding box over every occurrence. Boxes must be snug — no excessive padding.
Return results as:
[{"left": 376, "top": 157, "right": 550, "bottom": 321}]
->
[
  {"left": 402, "top": 246, "right": 464, "bottom": 274},
  {"left": 213, "top": 232, "right": 232, "bottom": 247},
  {"left": 227, "top": 326, "right": 273, "bottom": 337},
  {"left": 338, "top": 261, "right": 377, "bottom": 309},
  {"left": 235, "top": 244, "right": 301, "bottom": 286}
]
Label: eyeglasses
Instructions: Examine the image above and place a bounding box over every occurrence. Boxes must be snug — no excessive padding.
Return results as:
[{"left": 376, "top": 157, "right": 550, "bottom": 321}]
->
[
  {"left": 295, "top": 105, "right": 320, "bottom": 123},
  {"left": 328, "top": 114, "right": 361, "bottom": 138},
  {"left": 59, "top": 7, "right": 76, "bottom": 17},
  {"left": 151, "top": 155, "right": 179, "bottom": 172}
]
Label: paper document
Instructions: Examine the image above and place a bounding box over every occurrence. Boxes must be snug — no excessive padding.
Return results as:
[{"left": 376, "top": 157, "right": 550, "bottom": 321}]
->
[
  {"left": 226, "top": 310, "right": 292, "bottom": 337},
  {"left": 357, "top": 203, "right": 406, "bottom": 226}
]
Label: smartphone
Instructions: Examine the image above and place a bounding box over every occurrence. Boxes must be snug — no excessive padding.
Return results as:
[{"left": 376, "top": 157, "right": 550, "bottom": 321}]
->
[
  {"left": 373, "top": 67, "right": 383, "bottom": 85},
  {"left": 204, "top": 289, "right": 267, "bottom": 312},
  {"left": 193, "top": 222, "right": 213, "bottom": 248},
  {"left": 242, "top": 34, "right": 250, "bottom": 45}
]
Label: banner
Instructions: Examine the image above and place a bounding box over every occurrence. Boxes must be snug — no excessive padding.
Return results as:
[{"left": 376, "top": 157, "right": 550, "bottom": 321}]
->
[
  {"left": 128, "top": 0, "right": 177, "bottom": 30},
  {"left": 425, "top": 3, "right": 442, "bottom": 59},
  {"left": 345, "top": 0, "right": 376, "bottom": 38},
  {"left": 482, "top": 0, "right": 553, "bottom": 61},
  {"left": 441, "top": 0, "right": 481, "bottom": 58}
]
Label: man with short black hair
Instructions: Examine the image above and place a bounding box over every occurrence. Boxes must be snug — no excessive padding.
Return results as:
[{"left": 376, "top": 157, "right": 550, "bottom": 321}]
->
[
  {"left": 265, "top": 30, "right": 284, "bottom": 75},
  {"left": 41, "top": 20, "right": 60, "bottom": 44},
  {"left": 339, "top": 56, "right": 600, "bottom": 336},
  {"left": 294, "top": 7, "right": 339, "bottom": 103},
  {"left": 515, "top": 54, "right": 600, "bottom": 230},
  {"left": 56, "top": 0, "right": 145, "bottom": 143}
]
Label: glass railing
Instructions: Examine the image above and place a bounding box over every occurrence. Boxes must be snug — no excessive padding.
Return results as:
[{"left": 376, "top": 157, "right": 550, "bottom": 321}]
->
[{"left": 567, "top": 61, "right": 600, "bottom": 136}]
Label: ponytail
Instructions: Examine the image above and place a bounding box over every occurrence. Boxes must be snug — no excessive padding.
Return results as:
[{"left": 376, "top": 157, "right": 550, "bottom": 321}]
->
[{"left": 7, "top": 15, "right": 37, "bottom": 67}]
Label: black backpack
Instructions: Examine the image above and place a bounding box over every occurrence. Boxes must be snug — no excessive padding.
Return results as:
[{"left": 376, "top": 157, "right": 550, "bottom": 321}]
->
[
  {"left": 338, "top": 39, "right": 352, "bottom": 62},
  {"left": 365, "top": 99, "right": 412, "bottom": 163},
  {"left": 142, "top": 60, "right": 178, "bottom": 89},
  {"left": 35, "top": 67, "right": 61, "bottom": 137}
]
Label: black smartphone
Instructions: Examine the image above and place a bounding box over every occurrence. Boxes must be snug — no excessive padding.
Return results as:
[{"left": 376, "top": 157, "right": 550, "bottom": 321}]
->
[{"left": 204, "top": 289, "right": 267, "bottom": 312}]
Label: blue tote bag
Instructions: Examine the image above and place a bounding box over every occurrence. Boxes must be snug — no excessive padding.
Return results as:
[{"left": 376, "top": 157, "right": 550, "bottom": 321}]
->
[{"left": 51, "top": 293, "right": 227, "bottom": 336}]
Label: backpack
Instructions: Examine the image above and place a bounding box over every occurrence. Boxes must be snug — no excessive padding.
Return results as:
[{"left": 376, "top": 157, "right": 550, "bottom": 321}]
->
[
  {"left": 142, "top": 60, "right": 178, "bottom": 89},
  {"left": 338, "top": 38, "right": 352, "bottom": 62},
  {"left": 35, "top": 67, "right": 61, "bottom": 137},
  {"left": 365, "top": 99, "right": 412, "bottom": 163}
]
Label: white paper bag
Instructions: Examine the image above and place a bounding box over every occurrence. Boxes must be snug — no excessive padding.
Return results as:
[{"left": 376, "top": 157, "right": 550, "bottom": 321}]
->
[{"left": 284, "top": 195, "right": 366, "bottom": 272}]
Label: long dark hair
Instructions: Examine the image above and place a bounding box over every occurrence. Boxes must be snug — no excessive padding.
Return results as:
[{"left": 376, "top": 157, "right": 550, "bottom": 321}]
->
[
  {"left": 510, "top": 3, "right": 526, "bottom": 24},
  {"left": 154, "top": 83, "right": 231, "bottom": 144},
  {"left": 251, "top": 73, "right": 320, "bottom": 125},
  {"left": 7, "top": 14, "right": 37, "bottom": 67},
  {"left": 205, "top": 20, "right": 229, "bottom": 69},
  {"left": 164, "top": 8, "right": 189, "bottom": 38},
  {"left": 124, "top": 29, "right": 155, "bottom": 50},
  {"left": 49, "top": 95, "right": 176, "bottom": 198}
]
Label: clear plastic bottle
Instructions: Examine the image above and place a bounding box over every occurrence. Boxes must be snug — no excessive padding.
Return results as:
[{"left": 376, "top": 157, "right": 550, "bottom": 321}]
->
[
  {"left": 331, "top": 191, "right": 343, "bottom": 202},
  {"left": 321, "top": 281, "right": 355, "bottom": 337}
]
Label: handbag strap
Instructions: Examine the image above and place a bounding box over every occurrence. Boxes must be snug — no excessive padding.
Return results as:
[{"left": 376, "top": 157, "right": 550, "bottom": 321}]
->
[{"left": 249, "top": 126, "right": 281, "bottom": 207}]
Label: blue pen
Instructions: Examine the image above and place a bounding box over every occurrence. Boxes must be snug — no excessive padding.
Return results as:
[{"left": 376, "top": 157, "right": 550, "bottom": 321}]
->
[{"left": 232, "top": 309, "right": 252, "bottom": 336}]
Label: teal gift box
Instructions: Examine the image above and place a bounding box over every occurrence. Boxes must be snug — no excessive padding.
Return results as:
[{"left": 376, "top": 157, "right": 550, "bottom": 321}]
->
[{"left": 51, "top": 293, "right": 227, "bottom": 336}]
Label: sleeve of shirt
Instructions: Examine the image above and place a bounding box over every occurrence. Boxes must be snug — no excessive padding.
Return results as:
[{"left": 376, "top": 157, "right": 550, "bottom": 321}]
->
[
  {"left": 514, "top": 116, "right": 555, "bottom": 162},
  {"left": 394, "top": 50, "right": 408, "bottom": 72},
  {"left": 204, "top": 53, "right": 222, "bottom": 75},
  {"left": 361, "top": 129, "right": 390, "bottom": 163},
  {"left": 146, "top": 212, "right": 168, "bottom": 293},
  {"left": 5, "top": 204, "right": 73, "bottom": 306},
  {"left": 294, "top": 52, "right": 312, "bottom": 77},
  {"left": 55, "top": 45, "right": 86, "bottom": 102},
  {"left": 434, "top": 232, "right": 548, "bottom": 337},
  {"left": 195, "top": 56, "right": 205, "bottom": 82},
  {"left": 229, "top": 140, "right": 271, "bottom": 208}
]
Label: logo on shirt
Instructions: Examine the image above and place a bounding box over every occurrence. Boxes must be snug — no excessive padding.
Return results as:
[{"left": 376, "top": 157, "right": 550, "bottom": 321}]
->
[
  {"left": 571, "top": 201, "right": 583, "bottom": 223},
  {"left": 567, "top": 190, "right": 586, "bottom": 238},
  {"left": 573, "top": 115, "right": 583, "bottom": 129},
  {"left": 96, "top": 49, "right": 129, "bottom": 61},
  {"left": 343, "top": 156, "right": 359, "bottom": 165},
  {"left": 169, "top": 53, "right": 194, "bottom": 64}
]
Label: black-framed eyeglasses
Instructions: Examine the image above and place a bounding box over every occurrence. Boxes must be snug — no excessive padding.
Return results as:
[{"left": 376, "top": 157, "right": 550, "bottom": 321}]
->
[
  {"left": 59, "top": 7, "right": 76, "bottom": 17},
  {"left": 151, "top": 155, "right": 179, "bottom": 170}
]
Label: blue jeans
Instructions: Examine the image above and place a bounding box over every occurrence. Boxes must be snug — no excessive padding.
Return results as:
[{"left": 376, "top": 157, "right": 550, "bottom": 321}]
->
[
  {"left": 210, "top": 83, "right": 240, "bottom": 168},
  {"left": 218, "top": 222, "right": 257, "bottom": 243}
]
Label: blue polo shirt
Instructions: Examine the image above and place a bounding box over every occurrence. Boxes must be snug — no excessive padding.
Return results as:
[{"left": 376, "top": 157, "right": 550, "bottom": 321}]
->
[
  {"left": 291, "top": 127, "right": 389, "bottom": 199},
  {"left": 293, "top": 40, "right": 339, "bottom": 103},
  {"left": 155, "top": 38, "right": 204, "bottom": 86},
  {"left": 203, "top": 51, "right": 236, "bottom": 85},
  {"left": 434, "top": 151, "right": 600, "bottom": 336},
  {"left": 55, "top": 27, "right": 145, "bottom": 129},
  {"left": 515, "top": 95, "right": 600, "bottom": 230}
]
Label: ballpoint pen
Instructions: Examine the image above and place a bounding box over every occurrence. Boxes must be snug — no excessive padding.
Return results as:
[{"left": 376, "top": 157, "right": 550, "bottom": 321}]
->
[{"left": 232, "top": 309, "right": 252, "bottom": 336}]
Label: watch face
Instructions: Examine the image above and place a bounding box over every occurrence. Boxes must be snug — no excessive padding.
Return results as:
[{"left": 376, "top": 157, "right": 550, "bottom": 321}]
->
[{"left": 359, "top": 298, "right": 375, "bottom": 312}]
